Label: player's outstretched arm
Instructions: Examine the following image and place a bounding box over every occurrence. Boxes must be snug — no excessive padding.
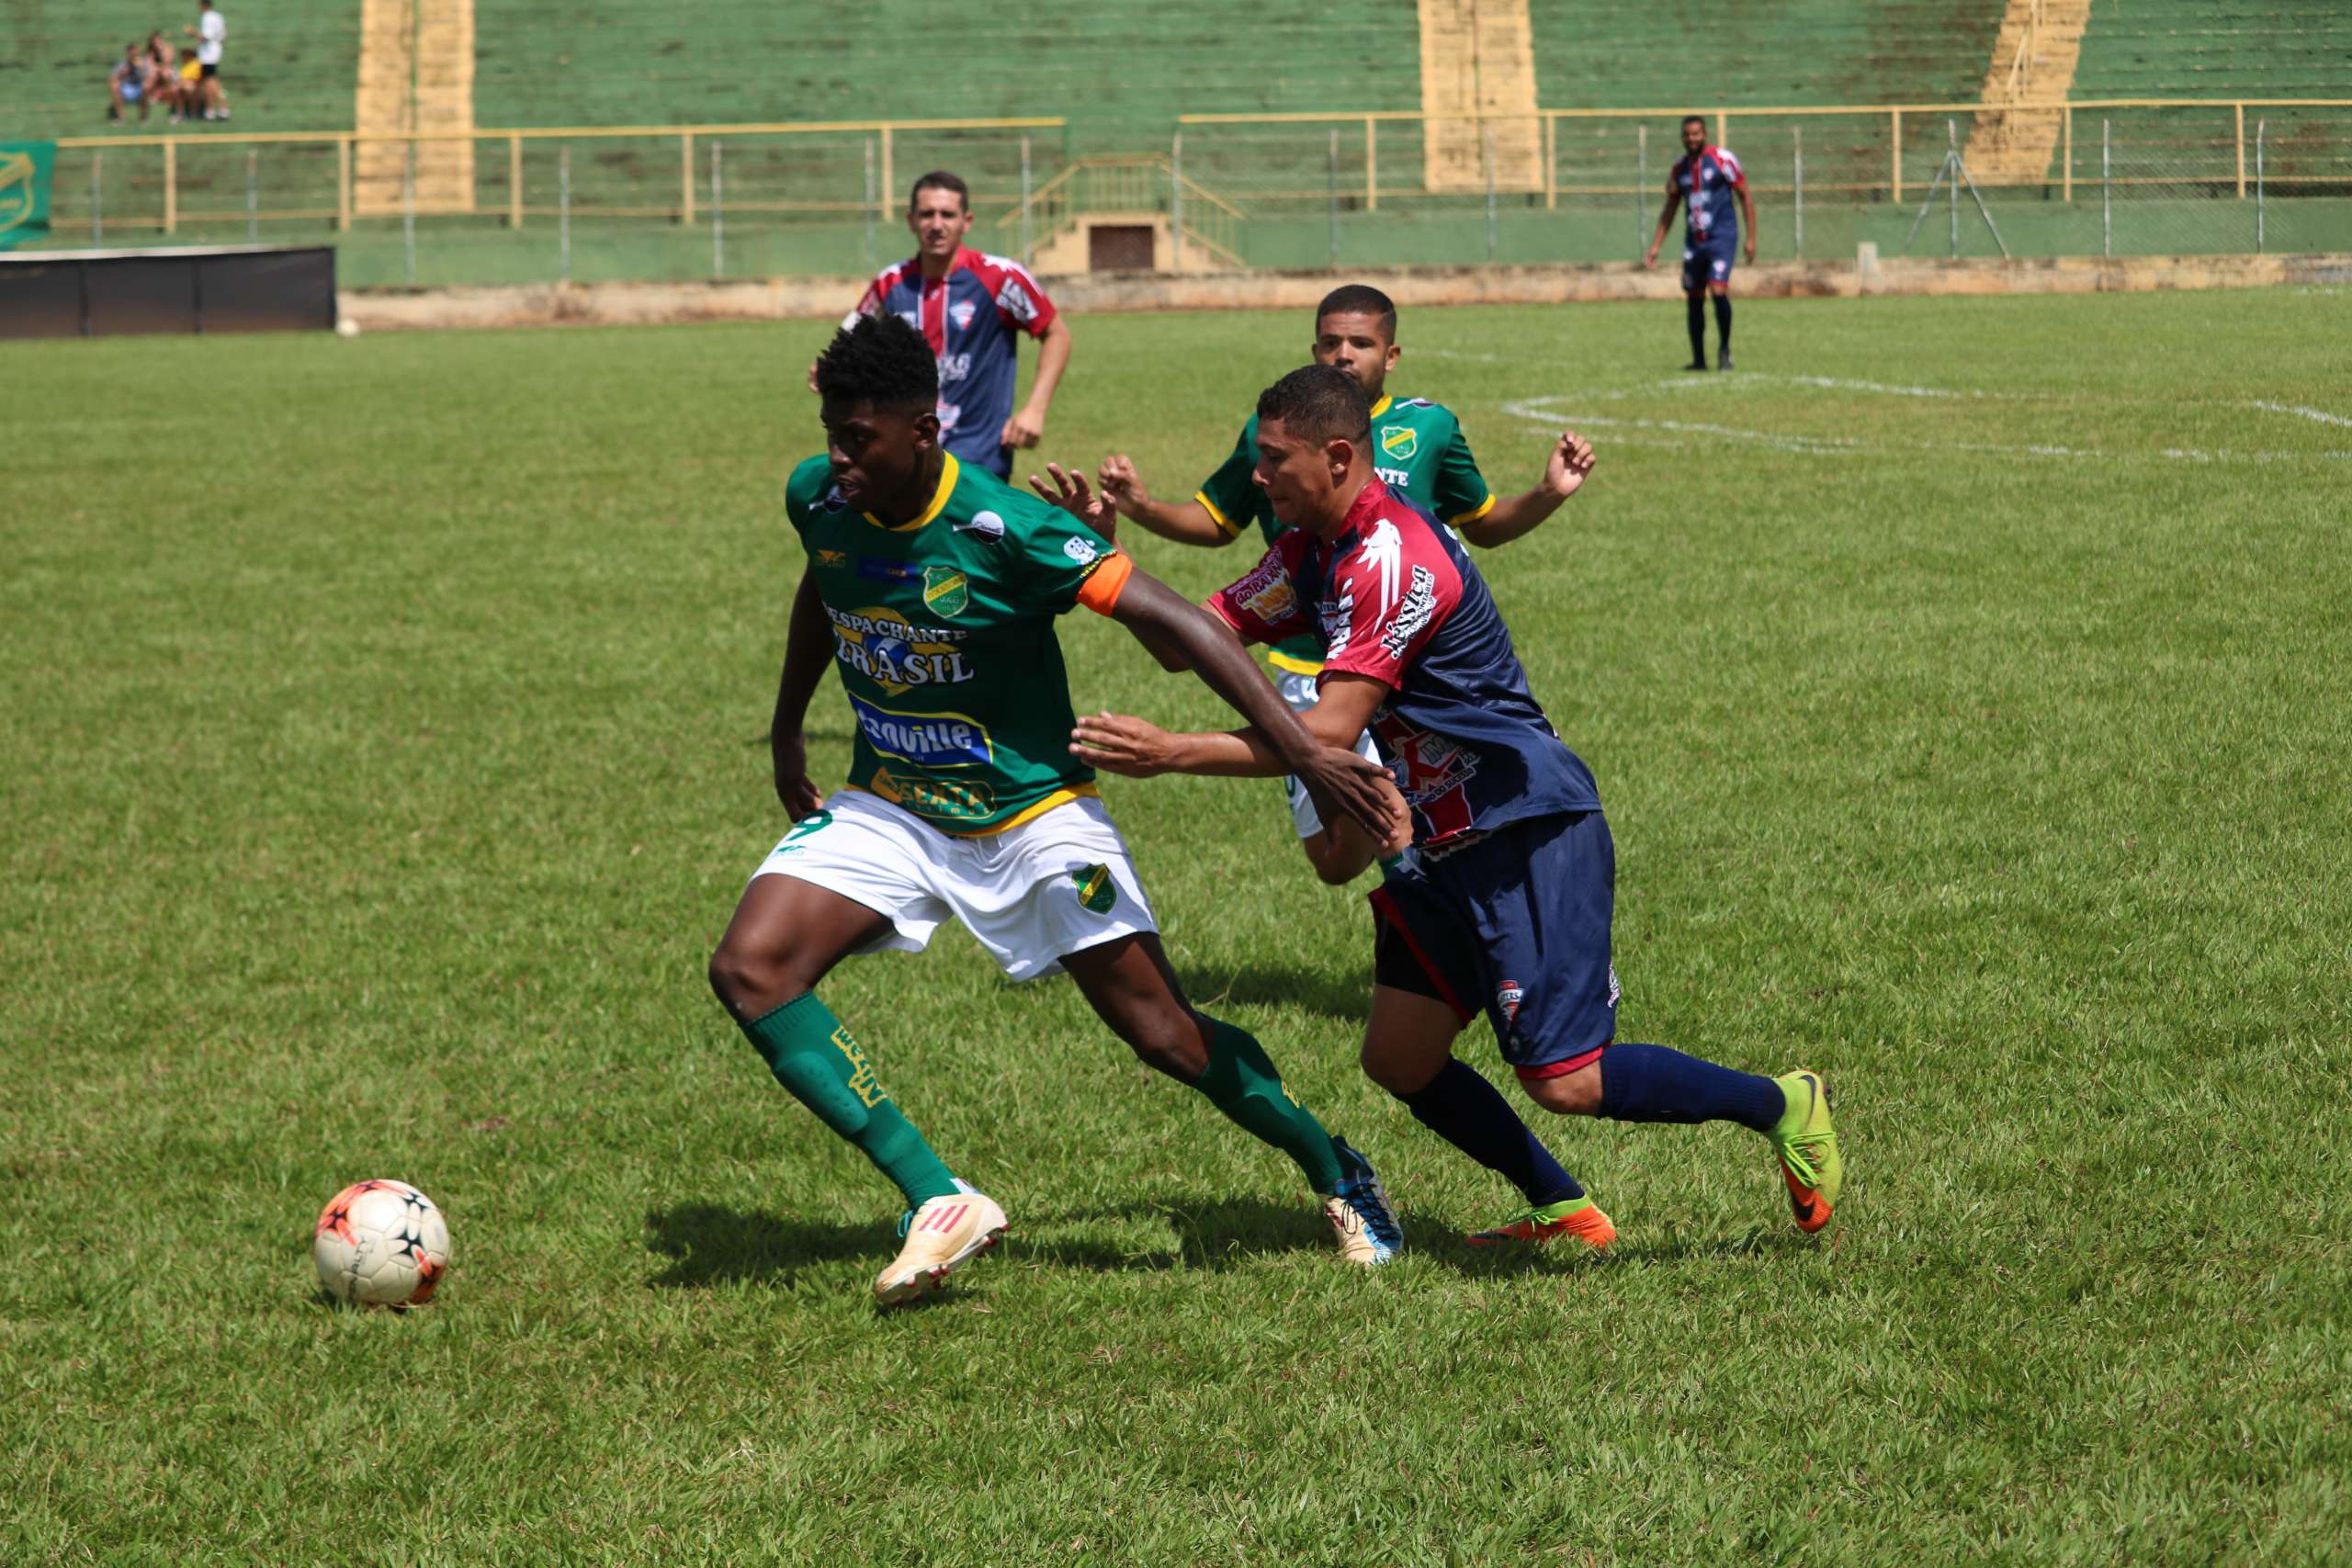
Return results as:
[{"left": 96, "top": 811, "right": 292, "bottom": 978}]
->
[
  {"left": 1001, "top": 317, "right": 1073, "bottom": 450},
  {"left": 1098, "top": 579, "right": 1398, "bottom": 839},
  {"left": 1739, "top": 181, "right": 1758, "bottom": 263},
  {"left": 1097, "top": 455, "right": 1233, "bottom": 547},
  {"left": 767, "top": 567, "right": 832, "bottom": 820},
  {"left": 1458, "top": 430, "right": 1599, "bottom": 547}
]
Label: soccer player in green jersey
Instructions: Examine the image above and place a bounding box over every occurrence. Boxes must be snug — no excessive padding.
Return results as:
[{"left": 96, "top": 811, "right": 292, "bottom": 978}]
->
[
  {"left": 707, "top": 313, "right": 1408, "bottom": 1305},
  {"left": 1095, "top": 285, "right": 1593, "bottom": 886}
]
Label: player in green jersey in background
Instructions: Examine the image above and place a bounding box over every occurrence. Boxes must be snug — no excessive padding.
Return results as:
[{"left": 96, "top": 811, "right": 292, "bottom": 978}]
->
[
  {"left": 707, "top": 313, "right": 1409, "bottom": 1306},
  {"left": 1095, "top": 285, "right": 1594, "bottom": 886}
]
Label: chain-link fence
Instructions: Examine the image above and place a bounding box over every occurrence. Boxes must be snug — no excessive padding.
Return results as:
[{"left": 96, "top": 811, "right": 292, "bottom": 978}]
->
[{"left": 40, "top": 102, "right": 2352, "bottom": 286}]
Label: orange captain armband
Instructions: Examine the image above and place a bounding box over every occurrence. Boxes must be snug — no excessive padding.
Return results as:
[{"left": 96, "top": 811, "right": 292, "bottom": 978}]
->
[{"left": 1074, "top": 549, "right": 1136, "bottom": 615}]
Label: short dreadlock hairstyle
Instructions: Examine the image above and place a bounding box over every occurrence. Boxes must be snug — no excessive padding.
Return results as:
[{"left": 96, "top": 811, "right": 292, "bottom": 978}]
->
[
  {"left": 813, "top": 311, "right": 938, "bottom": 413},
  {"left": 1315, "top": 283, "right": 1397, "bottom": 342},
  {"left": 1256, "top": 364, "right": 1371, "bottom": 449}
]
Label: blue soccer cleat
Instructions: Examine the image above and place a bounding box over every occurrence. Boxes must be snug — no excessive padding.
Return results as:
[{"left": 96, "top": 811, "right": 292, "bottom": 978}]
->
[{"left": 1322, "top": 1136, "right": 1404, "bottom": 1265}]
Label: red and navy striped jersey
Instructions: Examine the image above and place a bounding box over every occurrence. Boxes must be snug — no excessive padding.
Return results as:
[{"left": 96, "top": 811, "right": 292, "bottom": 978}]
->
[
  {"left": 846, "top": 247, "right": 1058, "bottom": 476},
  {"left": 1208, "top": 477, "right": 1600, "bottom": 846},
  {"left": 1669, "top": 144, "right": 1746, "bottom": 243}
]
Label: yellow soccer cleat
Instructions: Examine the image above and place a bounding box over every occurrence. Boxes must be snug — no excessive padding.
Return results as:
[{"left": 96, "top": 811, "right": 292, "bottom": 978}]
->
[
  {"left": 874, "top": 1190, "right": 1008, "bottom": 1306},
  {"left": 1769, "top": 1070, "right": 1843, "bottom": 1234}
]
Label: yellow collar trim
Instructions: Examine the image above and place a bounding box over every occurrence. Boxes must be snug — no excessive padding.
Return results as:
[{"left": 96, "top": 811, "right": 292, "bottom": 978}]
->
[
  {"left": 1368, "top": 394, "right": 1394, "bottom": 419},
  {"left": 865, "top": 453, "right": 960, "bottom": 533}
]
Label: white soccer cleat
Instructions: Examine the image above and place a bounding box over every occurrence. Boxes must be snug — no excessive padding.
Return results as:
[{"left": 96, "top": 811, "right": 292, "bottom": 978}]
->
[{"left": 874, "top": 1190, "right": 1008, "bottom": 1306}]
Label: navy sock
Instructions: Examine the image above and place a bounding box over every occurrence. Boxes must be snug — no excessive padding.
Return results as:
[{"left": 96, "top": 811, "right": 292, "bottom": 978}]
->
[
  {"left": 1713, "top": 293, "right": 1733, "bottom": 353},
  {"left": 1686, "top": 294, "right": 1707, "bottom": 363},
  {"left": 1396, "top": 1058, "right": 1584, "bottom": 1206},
  {"left": 1599, "top": 1043, "right": 1783, "bottom": 1132}
]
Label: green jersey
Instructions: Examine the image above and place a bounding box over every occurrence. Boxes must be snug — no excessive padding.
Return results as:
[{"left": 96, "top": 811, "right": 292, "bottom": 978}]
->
[
  {"left": 1193, "top": 393, "right": 1497, "bottom": 671},
  {"left": 786, "top": 452, "right": 1127, "bottom": 836}
]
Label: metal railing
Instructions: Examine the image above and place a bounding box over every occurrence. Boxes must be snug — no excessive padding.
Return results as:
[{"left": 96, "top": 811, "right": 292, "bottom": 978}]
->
[{"left": 29, "top": 98, "right": 2352, "bottom": 284}]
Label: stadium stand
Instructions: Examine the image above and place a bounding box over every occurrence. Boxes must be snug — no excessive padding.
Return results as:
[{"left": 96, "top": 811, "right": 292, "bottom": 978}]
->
[
  {"left": 2072, "top": 1, "right": 2352, "bottom": 99},
  {"left": 0, "top": 0, "right": 362, "bottom": 131}
]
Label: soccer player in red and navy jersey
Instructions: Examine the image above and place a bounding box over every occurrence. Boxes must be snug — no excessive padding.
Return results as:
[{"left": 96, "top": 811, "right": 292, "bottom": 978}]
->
[
  {"left": 1645, "top": 116, "right": 1757, "bottom": 371},
  {"left": 1070, "top": 366, "right": 1846, "bottom": 1251},
  {"left": 824, "top": 170, "right": 1072, "bottom": 479}
]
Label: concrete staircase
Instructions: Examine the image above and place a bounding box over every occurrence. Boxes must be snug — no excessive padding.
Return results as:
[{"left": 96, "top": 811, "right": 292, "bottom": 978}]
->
[
  {"left": 1419, "top": 0, "right": 1544, "bottom": 193},
  {"left": 1964, "top": 0, "right": 2093, "bottom": 186},
  {"left": 355, "top": 0, "right": 477, "bottom": 216}
]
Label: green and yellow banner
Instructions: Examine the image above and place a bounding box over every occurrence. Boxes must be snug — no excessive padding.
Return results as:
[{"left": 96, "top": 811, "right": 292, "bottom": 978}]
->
[{"left": 0, "top": 142, "right": 56, "bottom": 250}]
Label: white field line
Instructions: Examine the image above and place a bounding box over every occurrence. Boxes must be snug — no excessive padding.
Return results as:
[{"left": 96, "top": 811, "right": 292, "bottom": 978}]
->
[
  {"left": 1500, "top": 395, "right": 2349, "bottom": 465},
  {"left": 2246, "top": 400, "right": 2352, "bottom": 430}
]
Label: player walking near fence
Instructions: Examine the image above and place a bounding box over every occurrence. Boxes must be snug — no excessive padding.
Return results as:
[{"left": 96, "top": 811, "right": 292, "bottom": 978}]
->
[
  {"left": 713, "top": 315, "right": 1407, "bottom": 1306},
  {"left": 824, "top": 171, "right": 1071, "bottom": 480},
  {"left": 1070, "top": 367, "right": 1845, "bottom": 1250},
  {"left": 1092, "top": 285, "right": 1592, "bottom": 887},
  {"left": 1645, "top": 117, "right": 1754, "bottom": 370}
]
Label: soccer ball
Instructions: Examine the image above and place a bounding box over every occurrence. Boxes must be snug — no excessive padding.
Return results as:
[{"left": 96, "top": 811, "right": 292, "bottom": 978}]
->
[{"left": 312, "top": 1179, "right": 451, "bottom": 1307}]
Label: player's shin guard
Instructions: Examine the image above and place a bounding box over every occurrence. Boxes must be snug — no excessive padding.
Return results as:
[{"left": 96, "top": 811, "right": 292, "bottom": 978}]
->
[
  {"left": 1396, "top": 1058, "right": 1584, "bottom": 1206},
  {"left": 1598, "top": 1042, "right": 1784, "bottom": 1132},
  {"left": 1687, "top": 294, "right": 1708, "bottom": 364},
  {"left": 1196, "top": 1017, "right": 1346, "bottom": 1195},
  {"left": 739, "top": 993, "right": 960, "bottom": 1207}
]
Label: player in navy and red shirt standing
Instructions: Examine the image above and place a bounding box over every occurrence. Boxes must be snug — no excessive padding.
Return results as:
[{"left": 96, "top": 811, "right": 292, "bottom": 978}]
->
[
  {"left": 828, "top": 170, "right": 1071, "bottom": 479},
  {"left": 1645, "top": 116, "right": 1757, "bottom": 371},
  {"left": 1070, "top": 366, "right": 1845, "bottom": 1251}
]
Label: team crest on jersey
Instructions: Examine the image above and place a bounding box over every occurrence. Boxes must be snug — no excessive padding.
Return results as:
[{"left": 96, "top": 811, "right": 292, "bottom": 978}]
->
[
  {"left": 1069, "top": 863, "right": 1117, "bottom": 914},
  {"left": 922, "top": 565, "right": 969, "bottom": 617},
  {"left": 1379, "top": 424, "right": 1419, "bottom": 462},
  {"left": 949, "top": 299, "right": 978, "bottom": 331}
]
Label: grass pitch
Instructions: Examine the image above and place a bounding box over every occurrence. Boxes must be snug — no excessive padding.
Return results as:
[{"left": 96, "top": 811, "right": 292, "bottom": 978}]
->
[{"left": 6, "top": 290, "right": 2350, "bottom": 1562}]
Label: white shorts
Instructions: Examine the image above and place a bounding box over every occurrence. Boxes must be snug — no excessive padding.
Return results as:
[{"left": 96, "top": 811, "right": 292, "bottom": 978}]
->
[
  {"left": 750, "top": 788, "right": 1157, "bottom": 982},
  {"left": 1275, "top": 668, "right": 1383, "bottom": 840}
]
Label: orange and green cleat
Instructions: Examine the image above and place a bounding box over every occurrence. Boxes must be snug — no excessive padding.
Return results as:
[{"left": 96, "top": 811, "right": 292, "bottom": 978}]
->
[
  {"left": 1769, "top": 1070, "right": 1842, "bottom": 1234},
  {"left": 1465, "top": 1196, "right": 1617, "bottom": 1250}
]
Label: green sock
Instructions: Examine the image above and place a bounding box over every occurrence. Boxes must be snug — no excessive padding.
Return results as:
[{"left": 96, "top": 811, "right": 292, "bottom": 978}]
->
[
  {"left": 1194, "top": 1017, "right": 1345, "bottom": 1196},
  {"left": 740, "top": 993, "right": 960, "bottom": 1209}
]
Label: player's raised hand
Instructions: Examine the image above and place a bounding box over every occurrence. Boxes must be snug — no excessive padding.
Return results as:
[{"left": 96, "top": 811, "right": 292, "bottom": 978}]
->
[
  {"left": 1544, "top": 430, "right": 1598, "bottom": 499},
  {"left": 1097, "top": 454, "right": 1152, "bottom": 519},
  {"left": 771, "top": 728, "right": 825, "bottom": 820},
  {"left": 1028, "top": 462, "right": 1118, "bottom": 541},
  {"left": 1069, "top": 712, "right": 1176, "bottom": 777}
]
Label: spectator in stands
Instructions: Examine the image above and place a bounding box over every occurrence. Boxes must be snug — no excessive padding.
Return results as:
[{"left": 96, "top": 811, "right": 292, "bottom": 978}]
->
[
  {"left": 144, "top": 33, "right": 183, "bottom": 116},
  {"left": 173, "top": 47, "right": 204, "bottom": 123},
  {"left": 185, "top": 0, "right": 230, "bottom": 121},
  {"left": 820, "top": 171, "right": 1073, "bottom": 479},
  {"left": 108, "top": 44, "right": 150, "bottom": 122}
]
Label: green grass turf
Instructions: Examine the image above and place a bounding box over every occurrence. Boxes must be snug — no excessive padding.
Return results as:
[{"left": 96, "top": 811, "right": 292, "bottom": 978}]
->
[{"left": 5, "top": 290, "right": 2350, "bottom": 1562}]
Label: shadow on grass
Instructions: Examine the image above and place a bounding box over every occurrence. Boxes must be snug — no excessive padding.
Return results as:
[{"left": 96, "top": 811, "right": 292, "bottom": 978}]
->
[
  {"left": 644, "top": 1199, "right": 1807, "bottom": 1290},
  {"left": 1177, "top": 964, "right": 1375, "bottom": 1025}
]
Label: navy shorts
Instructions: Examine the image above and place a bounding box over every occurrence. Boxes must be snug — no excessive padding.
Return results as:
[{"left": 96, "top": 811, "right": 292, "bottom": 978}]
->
[
  {"left": 1370, "top": 810, "right": 1621, "bottom": 1084},
  {"left": 1681, "top": 238, "right": 1736, "bottom": 291}
]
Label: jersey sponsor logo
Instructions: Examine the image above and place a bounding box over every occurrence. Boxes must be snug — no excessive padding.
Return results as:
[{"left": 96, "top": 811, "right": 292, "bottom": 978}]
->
[
  {"left": 948, "top": 300, "right": 978, "bottom": 332},
  {"left": 1497, "top": 980, "right": 1524, "bottom": 1024},
  {"left": 955, "top": 509, "right": 1005, "bottom": 542},
  {"left": 1379, "top": 425, "right": 1419, "bottom": 462},
  {"left": 1237, "top": 569, "right": 1297, "bottom": 629},
  {"left": 1379, "top": 564, "right": 1438, "bottom": 660},
  {"left": 1380, "top": 718, "right": 1483, "bottom": 809},
  {"left": 847, "top": 692, "right": 991, "bottom": 768},
  {"left": 922, "top": 565, "right": 969, "bottom": 617},
  {"left": 1320, "top": 584, "right": 1355, "bottom": 658},
  {"left": 938, "top": 350, "right": 973, "bottom": 383},
  {"left": 858, "top": 557, "right": 922, "bottom": 583},
  {"left": 1607, "top": 963, "right": 1622, "bottom": 1010},
  {"left": 1374, "top": 466, "right": 1410, "bottom": 487},
  {"left": 825, "top": 604, "right": 974, "bottom": 695},
  {"left": 996, "top": 276, "right": 1039, "bottom": 322},
  {"left": 936, "top": 400, "right": 963, "bottom": 433},
  {"left": 870, "top": 766, "right": 996, "bottom": 823},
  {"left": 1062, "top": 536, "right": 1099, "bottom": 566},
  {"left": 1069, "top": 863, "right": 1116, "bottom": 914}
]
